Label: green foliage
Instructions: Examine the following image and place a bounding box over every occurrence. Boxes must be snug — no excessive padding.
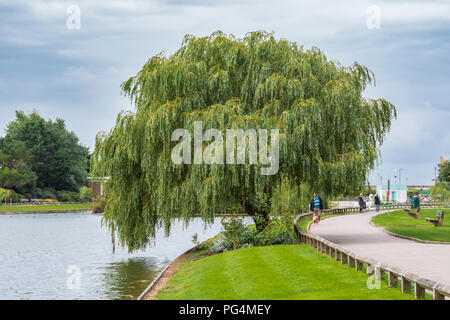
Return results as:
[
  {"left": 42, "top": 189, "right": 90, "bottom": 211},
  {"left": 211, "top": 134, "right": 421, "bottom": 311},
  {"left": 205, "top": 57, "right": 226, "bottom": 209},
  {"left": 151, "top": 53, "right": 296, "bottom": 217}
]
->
[
  {"left": 220, "top": 215, "right": 255, "bottom": 250},
  {"left": 254, "top": 214, "right": 298, "bottom": 246},
  {"left": 270, "top": 177, "right": 312, "bottom": 216},
  {"left": 1, "top": 111, "right": 89, "bottom": 193},
  {"left": 79, "top": 186, "right": 94, "bottom": 202},
  {"left": 33, "top": 188, "right": 57, "bottom": 200},
  {"left": 0, "top": 188, "right": 22, "bottom": 203},
  {"left": 191, "top": 233, "right": 199, "bottom": 246},
  {"left": 92, "top": 31, "right": 396, "bottom": 251},
  {"left": 56, "top": 190, "right": 80, "bottom": 202},
  {"left": 0, "top": 167, "right": 31, "bottom": 189},
  {"left": 92, "top": 196, "right": 107, "bottom": 213},
  {"left": 209, "top": 235, "right": 232, "bottom": 254},
  {"left": 211, "top": 213, "right": 298, "bottom": 253},
  {"left": 363, "top": 188, "right": 376, "bottom": 195},
  {"left": 438, "top": 160, "right": 450, "bottom": 185},
  {"left": 0, "top": 143, "right": 37, "bottom": 197},
  {"left": 430, "top": 182, "right": 450, "bottom": 202}
]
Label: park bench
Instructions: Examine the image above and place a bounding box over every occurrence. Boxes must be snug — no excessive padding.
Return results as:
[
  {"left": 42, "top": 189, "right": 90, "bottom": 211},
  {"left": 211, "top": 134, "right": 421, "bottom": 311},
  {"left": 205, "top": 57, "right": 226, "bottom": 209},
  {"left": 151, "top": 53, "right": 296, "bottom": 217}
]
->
[
  {"left": 403, "top": 206, "right": 419, "bottom": 219},
  {"left": 425, "top": 210, "right": 445, "bottom": 227}
]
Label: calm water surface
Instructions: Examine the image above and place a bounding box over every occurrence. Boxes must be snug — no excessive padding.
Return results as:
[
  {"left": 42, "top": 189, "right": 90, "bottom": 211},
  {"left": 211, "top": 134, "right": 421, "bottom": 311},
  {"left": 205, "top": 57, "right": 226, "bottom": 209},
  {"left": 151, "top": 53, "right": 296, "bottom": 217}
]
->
[{"left": 0, "top": 212, "right": 244, "bottom": 300}]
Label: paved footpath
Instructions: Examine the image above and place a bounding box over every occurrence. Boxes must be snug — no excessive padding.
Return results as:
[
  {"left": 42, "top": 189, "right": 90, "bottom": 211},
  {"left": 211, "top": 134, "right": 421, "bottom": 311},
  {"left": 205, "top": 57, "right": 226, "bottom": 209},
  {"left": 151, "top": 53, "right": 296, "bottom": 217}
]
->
[{"left": 309, "top": 210, "right": 450, "bottom": 287}]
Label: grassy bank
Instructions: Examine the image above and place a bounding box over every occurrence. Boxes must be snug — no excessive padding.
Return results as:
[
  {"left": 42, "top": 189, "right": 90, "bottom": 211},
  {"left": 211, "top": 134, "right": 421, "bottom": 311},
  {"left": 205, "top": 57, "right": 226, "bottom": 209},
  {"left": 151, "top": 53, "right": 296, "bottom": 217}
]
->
[
  {"left": 156, "top": 244, "right": 419, "bottom": 300},
  {"left": 372, "top": 208, "right": 450, "bottom": 242},
  {"left": 0, "top": 203, "right": 91, "bottom": 213}
]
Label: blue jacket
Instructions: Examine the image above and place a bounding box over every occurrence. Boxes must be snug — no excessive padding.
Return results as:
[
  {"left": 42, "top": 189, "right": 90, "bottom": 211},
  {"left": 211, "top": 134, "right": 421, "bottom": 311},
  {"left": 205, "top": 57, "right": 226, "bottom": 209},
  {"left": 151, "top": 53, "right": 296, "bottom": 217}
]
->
[{"left": 310, "top": 196, "right": 323, "bottom": 211}]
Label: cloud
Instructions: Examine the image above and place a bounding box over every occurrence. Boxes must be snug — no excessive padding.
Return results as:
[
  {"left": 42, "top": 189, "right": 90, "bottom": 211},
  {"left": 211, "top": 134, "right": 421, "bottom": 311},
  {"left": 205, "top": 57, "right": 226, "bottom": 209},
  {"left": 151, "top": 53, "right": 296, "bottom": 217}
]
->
[
  {"left": 381, "top": 103, "right": 450, "bottom": 164},
  {"left": 1, "top": 0, "right": 449, "bottom": 184},
  {"left": 370, "top": 102, "right": 450, "bottom": 185}
]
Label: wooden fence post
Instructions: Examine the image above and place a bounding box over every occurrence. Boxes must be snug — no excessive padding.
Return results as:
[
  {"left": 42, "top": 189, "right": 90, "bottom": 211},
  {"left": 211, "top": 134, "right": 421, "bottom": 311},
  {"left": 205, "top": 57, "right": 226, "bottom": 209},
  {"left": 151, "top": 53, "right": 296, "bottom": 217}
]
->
[
  {"left": 401, "top": 276, "right": 411, "bottom": 293},
  {"left": 415, "top": 283, "right": 425, "bottom": 299},
  {"left": 388, "top": 271, "right": 398, "bottom": 288}
]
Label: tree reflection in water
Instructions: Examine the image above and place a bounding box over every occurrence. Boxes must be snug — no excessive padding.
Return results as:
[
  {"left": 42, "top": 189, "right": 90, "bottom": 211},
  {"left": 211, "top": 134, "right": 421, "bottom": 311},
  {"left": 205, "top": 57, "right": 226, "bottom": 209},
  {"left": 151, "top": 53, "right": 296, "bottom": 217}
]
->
[{"left": 100, "top": 257, "right": 169, "bottom": 299}]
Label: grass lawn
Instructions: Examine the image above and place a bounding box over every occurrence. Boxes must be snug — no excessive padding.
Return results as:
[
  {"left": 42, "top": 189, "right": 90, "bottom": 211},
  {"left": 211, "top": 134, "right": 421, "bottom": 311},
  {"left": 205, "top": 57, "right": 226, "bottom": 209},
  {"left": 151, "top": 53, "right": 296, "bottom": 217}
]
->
[
  {"left": 372, "top": 208, "right": 450, "bottom": 242},
  {"left": 297, "top": 215, "right": 311, "bottom": 232},
  {"left": 0, "top": 204, "right": 91, "bottom": 212},
  {"left": 156, "top": 245, "right": 420, "bottom": 300}
]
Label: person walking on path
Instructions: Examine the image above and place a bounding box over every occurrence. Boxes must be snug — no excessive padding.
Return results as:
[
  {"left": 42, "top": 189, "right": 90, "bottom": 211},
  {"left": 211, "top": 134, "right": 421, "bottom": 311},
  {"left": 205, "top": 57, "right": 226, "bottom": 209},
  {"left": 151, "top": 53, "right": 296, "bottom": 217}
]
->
[
  {"left": 413, "top": 193, "right": 421, "bottom": 214},
  {"left": 310, "top": 193, "right": 323, "bottom": 224},
  {"left": 374, "top": 194, "right": 381, "bottom": 212},
  {"left": 404, "top": 193, "right": 421, "bottom": 218},
  {"left": 358, "top": 193, "right": 366, "bottom": 213},
  {"left": 412, "top": 193, "right": 421, "bottom": 216}
]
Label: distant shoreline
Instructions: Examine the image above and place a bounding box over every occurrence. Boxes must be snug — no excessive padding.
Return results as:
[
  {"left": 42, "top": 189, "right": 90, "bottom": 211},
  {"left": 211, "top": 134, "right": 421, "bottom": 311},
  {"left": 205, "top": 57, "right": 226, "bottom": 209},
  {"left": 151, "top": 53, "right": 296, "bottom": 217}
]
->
[
  {"left": 0, "top": 209, "right": 93, "bottom": 215},
  {"left": 0, "top": 204, "right": 93, "bottom": 214}
]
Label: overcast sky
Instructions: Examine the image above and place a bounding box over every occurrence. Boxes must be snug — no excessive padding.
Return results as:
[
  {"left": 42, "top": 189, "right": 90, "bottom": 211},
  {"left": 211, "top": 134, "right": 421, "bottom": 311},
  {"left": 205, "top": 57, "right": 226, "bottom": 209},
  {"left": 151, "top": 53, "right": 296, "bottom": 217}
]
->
[{"left": 0, "top": 0, "right": 449, "bottom": 186}]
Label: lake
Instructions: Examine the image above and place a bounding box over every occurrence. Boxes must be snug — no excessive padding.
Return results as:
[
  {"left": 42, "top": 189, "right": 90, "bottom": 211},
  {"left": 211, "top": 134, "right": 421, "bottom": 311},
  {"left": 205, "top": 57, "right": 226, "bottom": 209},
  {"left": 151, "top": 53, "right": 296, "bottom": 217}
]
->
[{"left": 0, "top": 212, "right": 245, "bottom": 300}]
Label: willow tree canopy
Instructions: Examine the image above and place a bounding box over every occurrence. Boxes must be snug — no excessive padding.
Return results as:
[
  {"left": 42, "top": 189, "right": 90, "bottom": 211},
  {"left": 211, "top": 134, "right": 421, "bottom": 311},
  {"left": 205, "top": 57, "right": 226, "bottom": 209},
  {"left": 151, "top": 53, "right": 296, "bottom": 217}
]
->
[{"left": 92, "top": 31, "right": 396, "bottom": 252}]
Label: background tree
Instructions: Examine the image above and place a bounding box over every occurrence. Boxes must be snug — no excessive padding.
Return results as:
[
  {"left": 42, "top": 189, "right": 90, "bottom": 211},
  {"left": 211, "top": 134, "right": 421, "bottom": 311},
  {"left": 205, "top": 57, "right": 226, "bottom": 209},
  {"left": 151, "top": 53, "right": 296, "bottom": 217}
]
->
[
  {"left": 438, "top": 160, "right": 450, "bottom": 186},
  {"left": 1, "top": 111, "right": 89, "bottom": 197},
  {"left": 0, "top": 138, "right": 37, "bottom": 198},
  {"left": 0, "top": 167, "right": 32, "bottom": 189},
  {"left": 432, "top": 159, "right": 450, "bottom": 202},
  {"left": 0, "top": 187, "right": 21, "bottom": 203},
  {"left": 431, "top": 182, "right": 450, "bottom": 202},
  {"left": 92, "top": 31, "right": 396, "bottom": 252}
]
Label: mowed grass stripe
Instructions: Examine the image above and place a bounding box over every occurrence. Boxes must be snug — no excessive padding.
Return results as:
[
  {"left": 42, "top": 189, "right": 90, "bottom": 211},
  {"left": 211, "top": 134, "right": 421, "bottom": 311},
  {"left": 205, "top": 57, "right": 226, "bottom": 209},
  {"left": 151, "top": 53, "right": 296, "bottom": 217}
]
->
[
  {"left": 250, "top": 245, "right": 322, "bottom": 299},
  {"left": 220, "top": 245, "right": 290, "bottom": 299},
  {"left": 372, "top": 208, "right": 448, "bottom": 227},
  {"left": 260, "top": 245, "right": 335, "bottom": 298},
  {"left": 159, "top": 251, "right": 234, "bottom": 299},
  {"left": 387, "top": 226, "right": 450, "bottom": 242},
  {"left": 372, "top": 209, "right": 450, "bottom": 242},
  {"left": 249, "top": 245, "right": 412, "bottom": 300},
  {"left": 157, "top": 245, "right": 417, "bottom": 300}
]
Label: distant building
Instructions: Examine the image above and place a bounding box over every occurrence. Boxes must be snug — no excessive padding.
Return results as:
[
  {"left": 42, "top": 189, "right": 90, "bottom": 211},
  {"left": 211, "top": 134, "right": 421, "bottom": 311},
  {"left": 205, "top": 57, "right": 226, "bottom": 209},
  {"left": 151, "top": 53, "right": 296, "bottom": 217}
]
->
[
  {"left": 376, "top": 185, "right": 407, "bottom": 203},
  {"left": 87, "top": 177, "right": 109, "bottom": 198},
  {"left": 407, "top": 185, "right": 432, "bottom": 190},
  {"left": 406, "top": 186, "right": 431, "bottom": 202}
]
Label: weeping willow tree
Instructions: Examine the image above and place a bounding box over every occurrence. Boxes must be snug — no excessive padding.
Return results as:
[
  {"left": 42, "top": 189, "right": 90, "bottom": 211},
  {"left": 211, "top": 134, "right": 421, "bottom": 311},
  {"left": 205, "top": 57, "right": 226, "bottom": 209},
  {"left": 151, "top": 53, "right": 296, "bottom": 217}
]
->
[{"left": 92, "top": 31, "right": 396, "bottom": 252}]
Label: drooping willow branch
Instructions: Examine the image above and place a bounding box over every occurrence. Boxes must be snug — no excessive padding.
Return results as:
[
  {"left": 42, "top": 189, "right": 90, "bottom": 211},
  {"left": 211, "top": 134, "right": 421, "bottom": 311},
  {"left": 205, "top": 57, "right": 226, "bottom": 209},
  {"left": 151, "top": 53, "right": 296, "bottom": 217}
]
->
[{"left": 92, "top": 31, "right": 396, "bottom": 252}]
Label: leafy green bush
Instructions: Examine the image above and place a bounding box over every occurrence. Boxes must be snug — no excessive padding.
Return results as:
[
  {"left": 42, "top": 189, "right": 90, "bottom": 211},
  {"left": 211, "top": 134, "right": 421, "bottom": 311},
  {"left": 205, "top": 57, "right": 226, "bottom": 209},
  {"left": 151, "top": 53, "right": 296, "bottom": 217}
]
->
[
  {"left": 79, "top": 186, "right": 94, "bottom": 202},
  {"left": 221, "top": 215, "right": 256, "bottom": 249},
  {"left": 210, "top": 235, "right": 232, "bottom": 254},
  {"left": 56, "top": 190, "right": 80, "bottom": 202},
  {"left": 91, "top": 196, "right": 106, "bottom": 213},
  {"left": 253, "top": 214, "right": 298, "bottom": 246},
  {"left": 210, "top": 214, "right": 298, "bottom": 253},
  {"left": 0, "top": 188, "right": 22, "bottom": 203},
  {"left": 431, "top": 183, "right": 450, "bottom": 202},
  {"left": 33, "top": 188, "right": 57, "bottom": 200}
]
